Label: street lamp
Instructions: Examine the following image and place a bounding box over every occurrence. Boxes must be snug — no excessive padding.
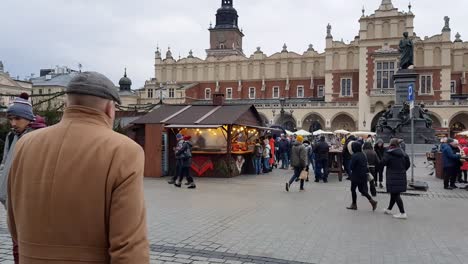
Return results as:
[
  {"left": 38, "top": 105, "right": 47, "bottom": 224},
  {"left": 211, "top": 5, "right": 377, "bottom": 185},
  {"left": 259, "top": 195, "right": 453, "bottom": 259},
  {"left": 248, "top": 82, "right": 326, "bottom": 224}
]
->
[{"left": 279, "top": 98, "right": 286, "bottom": 116}]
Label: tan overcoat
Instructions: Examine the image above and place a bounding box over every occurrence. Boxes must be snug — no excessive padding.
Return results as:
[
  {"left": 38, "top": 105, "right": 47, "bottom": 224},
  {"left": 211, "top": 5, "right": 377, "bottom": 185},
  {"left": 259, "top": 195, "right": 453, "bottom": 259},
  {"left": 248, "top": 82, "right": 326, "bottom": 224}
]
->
[{"left": 7, "top": 106, "right": 149, "bottom": 263}]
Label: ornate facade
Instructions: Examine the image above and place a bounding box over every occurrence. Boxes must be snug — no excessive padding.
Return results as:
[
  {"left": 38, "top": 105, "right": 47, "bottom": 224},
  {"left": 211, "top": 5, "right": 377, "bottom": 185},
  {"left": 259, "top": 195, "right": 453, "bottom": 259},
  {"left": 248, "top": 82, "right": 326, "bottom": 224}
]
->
[
  {"left": 0, "top": 61, "right": 32, "bottom": 109},
  {"left": 140, "top": 0, "right": 468, "bottom": 136}
]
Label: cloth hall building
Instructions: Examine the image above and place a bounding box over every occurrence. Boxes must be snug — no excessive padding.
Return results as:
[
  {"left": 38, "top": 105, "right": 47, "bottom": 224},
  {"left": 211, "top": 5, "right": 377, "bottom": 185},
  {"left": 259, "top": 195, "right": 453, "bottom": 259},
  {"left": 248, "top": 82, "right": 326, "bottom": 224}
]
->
[{"left": 128, "top": 0, "right": 468, "bottom": 136}]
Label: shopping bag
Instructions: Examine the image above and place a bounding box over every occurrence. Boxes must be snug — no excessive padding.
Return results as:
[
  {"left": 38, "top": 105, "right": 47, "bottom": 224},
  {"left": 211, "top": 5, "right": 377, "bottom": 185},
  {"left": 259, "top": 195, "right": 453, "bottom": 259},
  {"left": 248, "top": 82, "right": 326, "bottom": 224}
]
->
[{"left": 299, "top": 169, "right": 309, "bottom": 180}]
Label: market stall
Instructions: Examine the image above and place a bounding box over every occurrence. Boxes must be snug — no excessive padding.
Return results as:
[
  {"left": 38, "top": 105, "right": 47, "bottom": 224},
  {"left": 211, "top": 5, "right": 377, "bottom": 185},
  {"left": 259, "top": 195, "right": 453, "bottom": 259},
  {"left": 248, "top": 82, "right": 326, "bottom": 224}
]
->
[{"left": 131, "top": 102, "right": 274, "bottom": 178}]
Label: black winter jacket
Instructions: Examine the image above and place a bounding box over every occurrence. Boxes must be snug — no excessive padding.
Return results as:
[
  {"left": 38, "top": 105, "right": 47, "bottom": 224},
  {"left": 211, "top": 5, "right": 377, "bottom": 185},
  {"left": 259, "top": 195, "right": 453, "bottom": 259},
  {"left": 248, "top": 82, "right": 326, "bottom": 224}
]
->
[
  {"left": 350, "top": 142, "right": 368, "bottom": 184},
  {"left": 314, "top": 141, "right": 330, "bottom": 160},
  {"left": 382, "top": 147, "right": 410, "bottom": 193}
]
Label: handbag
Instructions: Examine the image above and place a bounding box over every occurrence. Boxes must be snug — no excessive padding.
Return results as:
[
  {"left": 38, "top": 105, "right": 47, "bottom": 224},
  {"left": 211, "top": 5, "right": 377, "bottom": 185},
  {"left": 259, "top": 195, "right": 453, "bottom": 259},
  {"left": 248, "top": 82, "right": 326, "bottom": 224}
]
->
[
  {"left": 367, "top": 172, "right": 374, "bottom": 182},
  {"left": 363, "top": 152, "right": 374, "bottom": 182},
  {"left": 299, "top": 169, "right": 309, "bottom": 180}
]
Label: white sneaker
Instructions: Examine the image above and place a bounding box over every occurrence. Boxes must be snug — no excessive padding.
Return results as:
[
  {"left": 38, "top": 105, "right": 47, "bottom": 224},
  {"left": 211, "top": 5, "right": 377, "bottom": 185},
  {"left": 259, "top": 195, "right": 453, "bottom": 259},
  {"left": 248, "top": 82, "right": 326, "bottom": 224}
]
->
[
  {"left": 383, "top": 209, "right": 392, "bottom": 215},
  {"left": 393, "top": 213, "right": 407, "bottom": 219}
]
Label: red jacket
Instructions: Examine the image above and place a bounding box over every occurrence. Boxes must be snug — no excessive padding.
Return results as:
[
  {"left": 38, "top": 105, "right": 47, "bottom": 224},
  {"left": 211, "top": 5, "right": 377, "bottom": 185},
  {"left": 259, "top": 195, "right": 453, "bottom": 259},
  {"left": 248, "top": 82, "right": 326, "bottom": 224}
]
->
[
  {"left": 461, "top": 147, "right": 468, "bottom": 171},
  {"left": 269, "top": 138, "right": 275, "bottom": 164}
]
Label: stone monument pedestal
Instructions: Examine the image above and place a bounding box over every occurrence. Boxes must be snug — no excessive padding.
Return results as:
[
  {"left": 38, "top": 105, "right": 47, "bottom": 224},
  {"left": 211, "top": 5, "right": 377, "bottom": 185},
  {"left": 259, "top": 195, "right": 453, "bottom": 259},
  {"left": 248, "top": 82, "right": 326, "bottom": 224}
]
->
[{"left": 376, "top": 69, "right": 437, "bottom": 144}]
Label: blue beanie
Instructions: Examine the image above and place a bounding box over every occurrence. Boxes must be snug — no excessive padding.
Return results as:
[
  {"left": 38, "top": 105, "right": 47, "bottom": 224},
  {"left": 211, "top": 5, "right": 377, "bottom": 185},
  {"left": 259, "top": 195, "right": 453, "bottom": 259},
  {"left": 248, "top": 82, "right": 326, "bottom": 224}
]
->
[
  {"left": 176, "top": 133, "right": 183, "bottom": 140},
  {"left": 7, "top": 94, "right": 35, "bottom": 121}
]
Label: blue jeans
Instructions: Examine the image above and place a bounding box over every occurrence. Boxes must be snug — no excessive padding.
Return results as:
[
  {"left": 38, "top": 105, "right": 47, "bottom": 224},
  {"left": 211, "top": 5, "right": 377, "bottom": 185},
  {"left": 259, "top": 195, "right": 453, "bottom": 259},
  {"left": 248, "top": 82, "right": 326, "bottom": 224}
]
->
[
  {"left": 343, "top": 158, "right": 351, "bottom": 176},
  {"left": 263, "top": 158, "right": 270, "bottom": 172},
  {"left": 253, "top": 158, "right": 262, "bottom": 174},
  {"left": 289, "top": 166, "right": 305, "bottom": 189},
  {"left": 309, "top": 153, "right": 316, "bottom": 171},
  {"left": 315, "top": 159, "right": 328, "bottom": 180},
  {"left": 281, "top": 153, "right": 289, "bottom": 168}
]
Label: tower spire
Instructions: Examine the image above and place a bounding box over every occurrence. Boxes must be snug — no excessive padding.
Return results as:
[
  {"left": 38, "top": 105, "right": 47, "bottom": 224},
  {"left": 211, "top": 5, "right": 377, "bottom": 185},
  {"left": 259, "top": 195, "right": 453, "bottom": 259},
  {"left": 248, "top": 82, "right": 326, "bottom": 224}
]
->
[{"left": 378, "top": 0, "right": 394, "bottom": 11}]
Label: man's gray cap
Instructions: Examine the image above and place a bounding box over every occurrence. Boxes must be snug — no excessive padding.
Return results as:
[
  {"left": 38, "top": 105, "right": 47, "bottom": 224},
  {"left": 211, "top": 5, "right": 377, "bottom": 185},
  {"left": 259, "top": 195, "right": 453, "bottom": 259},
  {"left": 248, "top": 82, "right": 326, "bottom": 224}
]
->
[{"left": 66, "top": 71, "right": 121, "bottom": 104}]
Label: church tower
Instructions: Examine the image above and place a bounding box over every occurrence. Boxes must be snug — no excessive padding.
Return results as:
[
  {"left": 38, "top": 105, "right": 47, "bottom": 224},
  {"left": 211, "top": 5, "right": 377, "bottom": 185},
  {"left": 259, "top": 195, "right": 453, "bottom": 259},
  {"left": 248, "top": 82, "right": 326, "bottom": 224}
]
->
[{"left": 206, "top": 0, "right": 245, "bottom": 57}]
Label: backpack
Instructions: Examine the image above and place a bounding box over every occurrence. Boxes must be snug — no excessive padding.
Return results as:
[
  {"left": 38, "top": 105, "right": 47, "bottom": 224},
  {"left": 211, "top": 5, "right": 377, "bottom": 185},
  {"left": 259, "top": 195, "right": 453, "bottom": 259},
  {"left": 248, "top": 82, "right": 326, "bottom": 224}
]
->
[
  {"left": 255, "top": 145, "right": 263, "bottom": 157},
  {"left": 183, "top": 143, "right": 192, "bottom": 158}
]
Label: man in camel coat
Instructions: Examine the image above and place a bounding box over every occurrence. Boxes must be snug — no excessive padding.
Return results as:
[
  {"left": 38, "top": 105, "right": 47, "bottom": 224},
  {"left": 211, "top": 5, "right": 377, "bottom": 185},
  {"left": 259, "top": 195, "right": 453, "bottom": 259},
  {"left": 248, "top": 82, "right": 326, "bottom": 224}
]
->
[{"left": 7, "top": 72, "right": 149, "bottom": 263}]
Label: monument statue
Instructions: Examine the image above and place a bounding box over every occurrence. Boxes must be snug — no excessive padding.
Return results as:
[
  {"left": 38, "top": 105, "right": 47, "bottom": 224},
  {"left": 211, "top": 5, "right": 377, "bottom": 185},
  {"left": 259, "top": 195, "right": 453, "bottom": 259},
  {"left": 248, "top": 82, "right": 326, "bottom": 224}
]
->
[
  {"left": 399, "top": 32, "right": 414, "bottom": 70},
  {"left": 418, "top": 103, "right": 433, "bottom": 128},
  {"left": 375, "top": 33, "right": 437, "bottom": 143}
]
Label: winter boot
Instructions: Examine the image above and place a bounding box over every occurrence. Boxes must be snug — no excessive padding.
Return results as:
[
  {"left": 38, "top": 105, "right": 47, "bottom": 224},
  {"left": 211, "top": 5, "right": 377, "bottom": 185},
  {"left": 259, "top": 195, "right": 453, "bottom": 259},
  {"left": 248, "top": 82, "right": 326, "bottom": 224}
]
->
[
  {"left": 369, "top": 199, "right": 378, "bottom": 211},
  {"left": 346, "top": 203, "right": 357, "bottom": 210}
]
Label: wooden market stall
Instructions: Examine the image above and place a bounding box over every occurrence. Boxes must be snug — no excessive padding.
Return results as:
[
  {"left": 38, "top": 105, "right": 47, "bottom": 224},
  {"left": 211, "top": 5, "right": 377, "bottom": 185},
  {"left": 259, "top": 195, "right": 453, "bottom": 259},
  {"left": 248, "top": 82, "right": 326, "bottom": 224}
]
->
[{"left": 131, "top": 99, "right": 272, "bottom": 178}]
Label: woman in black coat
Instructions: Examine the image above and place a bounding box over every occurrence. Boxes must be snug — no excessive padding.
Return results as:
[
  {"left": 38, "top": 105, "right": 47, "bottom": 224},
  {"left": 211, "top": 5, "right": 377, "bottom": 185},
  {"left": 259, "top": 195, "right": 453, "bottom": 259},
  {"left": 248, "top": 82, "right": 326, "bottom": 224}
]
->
[
  {"left": 363, "top": 142, "right": 380, "bottom": 197},
  {"left": 346, "top": 142, "right": 378, "bottom": 211},
  {"left": 382, "top": 138, "right": 410, "bottom": 219},
  {"left": 374, "top": 139, "right": 385, "bottom": 188}
]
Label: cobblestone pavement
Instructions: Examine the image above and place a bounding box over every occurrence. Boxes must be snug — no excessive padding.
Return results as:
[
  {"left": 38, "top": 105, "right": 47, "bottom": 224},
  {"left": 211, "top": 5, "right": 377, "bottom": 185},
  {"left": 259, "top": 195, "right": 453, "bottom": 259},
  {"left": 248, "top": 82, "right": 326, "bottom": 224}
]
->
[{"left": 2, "top": 156, "right": 468, "bottom": 264}]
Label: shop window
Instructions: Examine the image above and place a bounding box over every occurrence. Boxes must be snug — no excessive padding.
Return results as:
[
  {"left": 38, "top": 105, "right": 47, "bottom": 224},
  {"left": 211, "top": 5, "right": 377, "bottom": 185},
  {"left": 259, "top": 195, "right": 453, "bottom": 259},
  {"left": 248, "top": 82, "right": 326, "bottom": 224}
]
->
[
  {"left": 272, "top": 86, "right": 279, "bottom": 99},
  {"left": 168, "top": 88, "right": 175, "bottom": 98},
  {"left": 420, "top": 75, "right": 432, "bottom": 95},
  {"left": 450, "top": 80, "right": 456, "bottom": 94},
  {"left": 317, "top": 85, "right": 324, "bottom": 98},
  {"left": 249, "top": 87, "right": 256, "bottom": 99},
  {"left": 376, "top": 61, "right": 396, "bottom": 89},
  {"left": 205, "top": 88, "right": 211, "bottom": 100},
  {"left": 340, "top": 78, "right": 352, "bottom": 97},
  {"left": 297, "top": 86, "right": 304, "bottom": 98}
]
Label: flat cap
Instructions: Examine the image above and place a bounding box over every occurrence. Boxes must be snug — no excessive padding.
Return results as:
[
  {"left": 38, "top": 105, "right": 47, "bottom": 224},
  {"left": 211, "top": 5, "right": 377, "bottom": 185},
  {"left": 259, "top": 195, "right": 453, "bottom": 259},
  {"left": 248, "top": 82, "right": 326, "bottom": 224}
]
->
[{"left": 66, "top": 71, "right": 121, "bottom": 104}]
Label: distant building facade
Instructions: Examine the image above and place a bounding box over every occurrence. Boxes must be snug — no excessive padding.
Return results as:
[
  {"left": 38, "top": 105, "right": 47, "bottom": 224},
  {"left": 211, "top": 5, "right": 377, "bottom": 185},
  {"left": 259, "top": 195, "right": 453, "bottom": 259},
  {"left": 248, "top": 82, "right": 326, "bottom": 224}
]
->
[
  {"left": 0, "top": 61, "right": 32, "bottom": 109},
  {"left": 142, "top": 0, "right": 468, "bottom": 136}
]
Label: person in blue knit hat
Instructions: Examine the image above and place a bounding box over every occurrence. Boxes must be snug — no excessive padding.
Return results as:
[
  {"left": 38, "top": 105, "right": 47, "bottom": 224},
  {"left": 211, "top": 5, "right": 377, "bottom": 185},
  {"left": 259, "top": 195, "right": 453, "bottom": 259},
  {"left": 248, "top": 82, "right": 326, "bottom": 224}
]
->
[{"left": 0, "top": 92, "right": 35, "bottom": 264}]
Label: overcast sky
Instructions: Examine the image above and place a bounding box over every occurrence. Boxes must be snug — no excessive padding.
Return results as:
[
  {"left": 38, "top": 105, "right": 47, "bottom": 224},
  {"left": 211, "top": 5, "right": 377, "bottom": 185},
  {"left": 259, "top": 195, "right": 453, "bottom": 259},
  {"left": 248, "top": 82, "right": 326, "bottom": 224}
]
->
[{"left": 1, "top": 0, "right": 467, "bottom": 88}]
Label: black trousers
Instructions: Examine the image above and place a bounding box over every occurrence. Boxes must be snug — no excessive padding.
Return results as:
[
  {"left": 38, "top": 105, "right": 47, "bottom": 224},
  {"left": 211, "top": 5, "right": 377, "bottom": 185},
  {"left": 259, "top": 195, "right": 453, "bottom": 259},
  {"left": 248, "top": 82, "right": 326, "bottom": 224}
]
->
[
  {"left": 376, "top": 164, "right": 384, "bottom": 183},
  {"left": 444, "top": 167, "right": 458, "bottom": 188},
  {"left": 170, "top": 160, "right": 184, "bottom": 182},
  {"left": 351, "top": 181, "right": 372, "bottom": 204},
  {"left": 178, "top": 166, "right": 194, "bottom": 183},
  {"left": 368, "top": 167, "right": 377, "bottom": 196},
  {"left": 388, "top": 193, "right": 405, "bottom": 213}
]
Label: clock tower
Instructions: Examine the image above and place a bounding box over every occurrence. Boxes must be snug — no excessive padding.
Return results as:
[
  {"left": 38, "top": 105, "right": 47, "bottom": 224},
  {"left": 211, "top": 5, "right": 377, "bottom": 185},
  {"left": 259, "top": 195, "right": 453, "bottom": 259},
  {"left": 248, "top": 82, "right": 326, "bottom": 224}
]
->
[{"left": 206, "top": 0, "right": 245, "bottom": 57}]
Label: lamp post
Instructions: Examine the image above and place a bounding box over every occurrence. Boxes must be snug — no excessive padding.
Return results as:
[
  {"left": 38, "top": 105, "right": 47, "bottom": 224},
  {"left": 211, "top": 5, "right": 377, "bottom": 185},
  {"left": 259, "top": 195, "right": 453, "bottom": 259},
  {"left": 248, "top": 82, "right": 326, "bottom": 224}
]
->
[{"left": 279, "top": 98, "right": 286, "bottom": 116}]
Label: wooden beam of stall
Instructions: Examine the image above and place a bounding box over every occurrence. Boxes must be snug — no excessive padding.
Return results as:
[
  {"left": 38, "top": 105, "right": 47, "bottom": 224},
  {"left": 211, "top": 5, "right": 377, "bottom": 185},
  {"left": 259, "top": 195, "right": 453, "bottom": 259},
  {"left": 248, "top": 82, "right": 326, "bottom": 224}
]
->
[{"left": 227, "top": 124, "right": 233, "bottom": 177}]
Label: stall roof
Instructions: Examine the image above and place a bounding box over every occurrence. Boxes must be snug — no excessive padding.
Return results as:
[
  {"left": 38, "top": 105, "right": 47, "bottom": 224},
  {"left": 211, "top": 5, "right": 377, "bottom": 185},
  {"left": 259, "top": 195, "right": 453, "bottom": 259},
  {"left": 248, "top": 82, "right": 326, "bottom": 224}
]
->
[
  {"left": 165, "top": 124, "right": 222, "bottom": 128},
  {"left": 132, "top": 104, "right": 264, "bottom": 127}
]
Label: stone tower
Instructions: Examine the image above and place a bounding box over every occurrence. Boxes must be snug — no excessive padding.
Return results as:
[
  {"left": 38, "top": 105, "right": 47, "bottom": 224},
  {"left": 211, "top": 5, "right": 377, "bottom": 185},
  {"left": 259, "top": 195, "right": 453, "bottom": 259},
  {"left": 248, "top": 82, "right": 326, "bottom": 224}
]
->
[{"left": 206, "top": 0, "right": 245, "bottom": 57}]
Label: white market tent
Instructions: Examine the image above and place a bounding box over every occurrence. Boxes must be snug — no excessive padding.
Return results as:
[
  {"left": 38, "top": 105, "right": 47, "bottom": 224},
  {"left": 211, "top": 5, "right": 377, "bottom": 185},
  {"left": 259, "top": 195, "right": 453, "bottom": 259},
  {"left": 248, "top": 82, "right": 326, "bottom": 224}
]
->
[
  {"left": 285, "top": 130, "right": 295, "bottom": 136},
  {"left": 313, "top": 129, "right": 334, "bottom": 136},
  {"left": 295, "top": 129, "right": 312, "bottom": 136},
  {"left": 457, "top": 131, "right": 468, "bottom": 136},
  {"left": 334, "top": 129, "right": 350, "bottom": 135}
]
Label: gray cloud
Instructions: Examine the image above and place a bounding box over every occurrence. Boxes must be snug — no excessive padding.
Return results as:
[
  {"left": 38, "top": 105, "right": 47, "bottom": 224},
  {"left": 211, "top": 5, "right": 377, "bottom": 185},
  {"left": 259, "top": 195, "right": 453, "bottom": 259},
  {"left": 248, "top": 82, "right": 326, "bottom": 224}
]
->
[{"left": 1, "top": 0, "right": 466, "bottom": 88}]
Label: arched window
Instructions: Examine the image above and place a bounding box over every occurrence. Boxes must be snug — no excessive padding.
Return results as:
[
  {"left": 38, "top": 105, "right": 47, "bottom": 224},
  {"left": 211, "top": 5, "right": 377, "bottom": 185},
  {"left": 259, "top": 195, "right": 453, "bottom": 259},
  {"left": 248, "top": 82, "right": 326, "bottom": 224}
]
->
[
  {"left": 275, "top": 62, "right": 281, "bottom": 77},
  {"left": 333, "top": 52, "right": 340, "bottom": 69},
  {"left": 416, "top": 47, "right": 425, "bottom": 67},
  {"left": 367, "top": 23, "right": 375, "bottom": 39},
  {"left": 347, "top": 52, "right": 354, "bottom": 69},
  {"left": 433, "top": 47, "right": 442, "bottom": 66}
]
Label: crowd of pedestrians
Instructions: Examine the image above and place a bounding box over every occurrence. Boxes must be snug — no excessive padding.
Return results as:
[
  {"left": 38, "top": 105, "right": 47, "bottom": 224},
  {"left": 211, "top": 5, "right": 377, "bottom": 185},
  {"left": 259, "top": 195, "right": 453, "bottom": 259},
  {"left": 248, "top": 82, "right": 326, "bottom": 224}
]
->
[{"left": 441, "top": 137, "right": 468, "bottom": 190}]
